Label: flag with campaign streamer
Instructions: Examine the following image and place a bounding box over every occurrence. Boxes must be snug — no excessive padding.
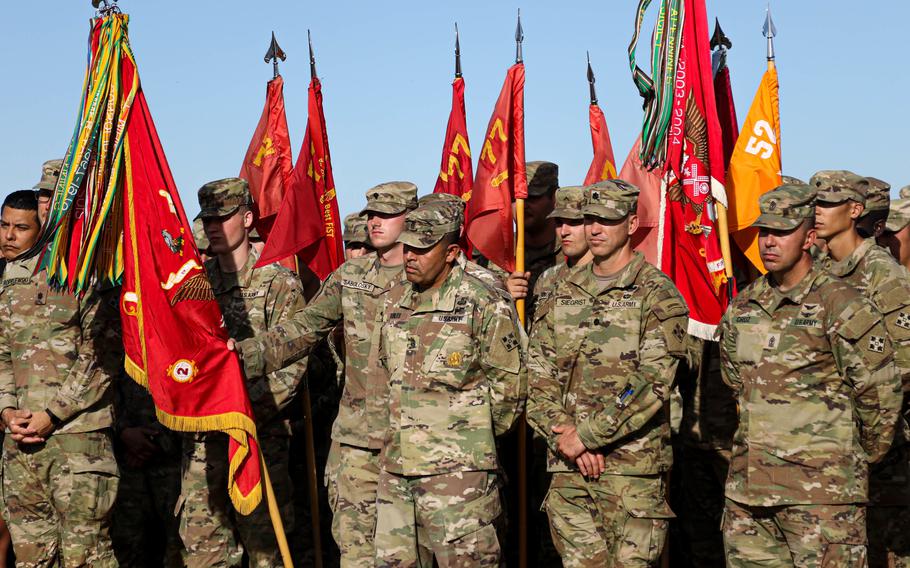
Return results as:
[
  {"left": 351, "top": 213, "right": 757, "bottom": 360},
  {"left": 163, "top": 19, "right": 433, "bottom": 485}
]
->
[{"left": 37, "top": 13, "right": 262, "bottom": 514}]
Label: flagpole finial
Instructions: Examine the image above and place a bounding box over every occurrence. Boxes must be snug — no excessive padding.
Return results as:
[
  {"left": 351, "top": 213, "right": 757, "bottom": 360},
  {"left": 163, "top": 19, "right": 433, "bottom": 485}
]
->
[
  {"left": 308, "top": 30, "right": 317, "bottom": 79},
  {"left": 91, "top": 0, "right": 119, "bottom": 16},
  {"left": 586, "top": 51, "right": 598, "bottom": 105},
  {"left": 455, "top": 23, "right": 462, "bottom": 78},
  {"left": 763, "top": 4, "right": 777, "bottom": 61},
  {"left": 710, "top": 18, "right": 732, "bottom": 51},
  {"left": 264, "top": 31, "right": 287, "bottom": 79},
  {"left": 515, "top": 9, "right": 524, "bottom": 64}
]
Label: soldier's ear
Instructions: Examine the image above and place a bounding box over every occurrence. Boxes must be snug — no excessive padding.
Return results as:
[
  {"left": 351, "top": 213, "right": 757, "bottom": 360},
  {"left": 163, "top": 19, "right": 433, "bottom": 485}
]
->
[
  {"left": 627, "top": 213, "right": 639, "bottom": 236},
  {"left": 241, "top": 209, "right": 254, "bottom": 230},
  {"left": 850, "top": 202, "right": 865, "bottom": 220},
  {"left": 803, "top": 226, "right": 817, "bottom": 251},
  {"left": 445, "top": 243, "right": 461, "bottom": 263}
]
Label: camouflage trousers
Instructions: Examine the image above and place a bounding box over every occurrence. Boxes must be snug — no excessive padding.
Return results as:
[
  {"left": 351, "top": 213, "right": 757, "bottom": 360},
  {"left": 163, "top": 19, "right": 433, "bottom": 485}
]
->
[
  {"left": 676, "top": 446, "right": 729, "bottom": 567},
  {"left": 0, "top": 431, "right": 119, "bottom": 568},
  {"left": 326, "top": 442, "right": 381, "bottom": 567},
  {"left": 542, "top": 472, "right": 673, "bottom": 568},
  {"left": 374, "top": 469, "right": 502, "bottom": 567},
  {"left": 722, "top": 498, "right": 867, "bottom": 567},
  {"left": 111, "top": 456, "right": 183, "bottom": 567},
  {"left": 178, "top": 432, "right": 294, "bottom": 568}
]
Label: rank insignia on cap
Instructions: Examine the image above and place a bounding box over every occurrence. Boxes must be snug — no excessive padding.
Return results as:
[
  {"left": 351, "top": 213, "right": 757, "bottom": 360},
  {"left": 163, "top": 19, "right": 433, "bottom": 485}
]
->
[
  {"left": 591, "top": 191, "right": 601, "bottom": 200},
  {"left": 868, "top": 335, "right": 885, "bottom": 353}
]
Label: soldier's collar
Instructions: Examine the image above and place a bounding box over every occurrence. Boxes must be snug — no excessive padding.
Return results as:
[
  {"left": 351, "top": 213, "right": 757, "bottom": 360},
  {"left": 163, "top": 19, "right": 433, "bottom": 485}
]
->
[
  {"left": 571, "top": 252, "right": 645, "bottom": 297},
  {"left": 208, "top": 246, "right": 258, "bottom": 292},
  {"left": 402, "top": 263, "right": 463, "bottom": 313},
  {"left": 753, "top": 264, "right": 822, "bottom": 311},
  {"left": 828, "top": 238, "right": 874, "bottom": 278}
]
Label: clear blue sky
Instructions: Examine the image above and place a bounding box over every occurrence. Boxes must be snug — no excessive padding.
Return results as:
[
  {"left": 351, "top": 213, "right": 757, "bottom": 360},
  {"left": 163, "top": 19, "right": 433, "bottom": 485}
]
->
[{"left": 2, "top": 1, "right": 908, "bottom": 220}]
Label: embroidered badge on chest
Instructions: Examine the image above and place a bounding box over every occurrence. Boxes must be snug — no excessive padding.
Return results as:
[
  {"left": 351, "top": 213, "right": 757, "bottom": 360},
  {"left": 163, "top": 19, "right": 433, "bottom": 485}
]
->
[
  {"left": 764, "top": 333, "right": 781, "bottom": 350},
  {"left": 342, "top": 279, "right": 375, "bottom": 293},
  {"left": 869, "top": 335, "right": 886, "bottom": 353},
  {"left": 446, "top": 351, "right": 463, "bottom": 367},
  {"left": 432, "top": 314, "right": 468, "bottom": 324}
]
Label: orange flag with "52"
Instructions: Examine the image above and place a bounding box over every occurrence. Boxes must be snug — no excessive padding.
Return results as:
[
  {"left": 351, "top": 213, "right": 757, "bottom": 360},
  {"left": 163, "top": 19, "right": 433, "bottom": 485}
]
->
[{"left": 726, "top": 65, "right": 782, "bottom": 273}]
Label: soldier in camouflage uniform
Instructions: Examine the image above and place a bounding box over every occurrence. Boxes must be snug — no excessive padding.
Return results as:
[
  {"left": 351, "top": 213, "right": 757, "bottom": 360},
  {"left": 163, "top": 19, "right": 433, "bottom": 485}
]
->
[
  {"left": 879, "top": 187, "right": 910, "bottom": 271},
  {"left": 342, "top": 213, "right": 372, "bottom": 261},
  {"left": 111, "top": 373, "right": 184, "bottom": 567},
  {"left": 856, "top": 176, "right": 891, "bottom": 239},
  {"left": 533, "top": 185, "right": 593, "bottom": 307},
  {"left": 372, "top": 201, "right": 526, "bottom": 566},
  {"left": 181, "top": 178, "right": 308, "bottom": 568},
  {"left": 719, "top": 183, "right": 903, "bottom": 566},
  {"left": 32, "top": 159, "right": 62, "bottom": 225},
  {"left": 812, "top": 171, "right": 910, "bottom": 567},
  {"left": 0, "top": 190, "right": 122, "bottom": 567},
  {"left": 526, "top": 180, "right": 688, "bottom": 567},
  {"left": 235, "top": 182, "right": 418, "bottom": 566}
]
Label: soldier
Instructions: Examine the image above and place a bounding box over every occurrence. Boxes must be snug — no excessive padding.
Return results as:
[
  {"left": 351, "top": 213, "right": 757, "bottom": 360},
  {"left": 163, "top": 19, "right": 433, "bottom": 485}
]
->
[
  {"left": 878, "top": 187, "right": 910, "bottom": 271},
  {"left": 32, "top": 159, "right": 62, "bottom": 225},
  {"left": 372, "top": 201, "right": 526, "bottom": 566},
  {"left": 0, "top": 190, "right": 122, "bottom": 566},
  {"left": 342, "top": 213, "right": 372, "bottom": 260},
  {"left": 233, "top": 181, "right": 418, "bottom": 566},
  {"left": 527, "top": 180, "right": 689, "bottom": 567},
  {"left": 718, "top": 183, "right": 902, "bottom": 566},
  {"left": 811, "top": 170, "right": 910, "bottom": 567},
  {"left": 180, "top": 178, "right": 308, "bottom": 568},
  {"left": 111, "top": 373, "right": 184, "bottom": 567},
  {"left": 533, "top": 185, "right": 593, "bottom": 305},
  {"left": 857, "top": 176, "right": 891, "bottom": 239}
]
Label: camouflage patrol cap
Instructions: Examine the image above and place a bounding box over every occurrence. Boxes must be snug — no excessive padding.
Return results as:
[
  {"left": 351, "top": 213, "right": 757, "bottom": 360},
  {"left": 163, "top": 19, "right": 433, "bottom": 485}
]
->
[
  {"left": 34, "top": 159, "right": 63, "bottom": 193},
  {"left": 886, "top": 198, "right": 910, "bottom": 233},
  {"left": 547, "top": 186, "right": 586, "bottom": 220},
  {"left": 398, "top": 203, "right": 463, "bottom": 248},
  {"left": 361, "top": 181, "right": 418, "bottom": 215},
  {"left": 860, "top": 177, "right": 891, "bottom": 217},
  {"left": 810, "top": 170, "right": 868, "bottom": 205},
  {"left": 342, "top": 213, "right": 369, "bottom": 245},
  {"left": 901, "top": 185, "right": 910, "bottom": 200},
  {"left": 195, "top": 178, "right": 252, "bottom": 220},
  {"left": 417, "top": 192, "right": 467, "bottom": 215},
  {"left": 781, "top": 175, "right": 805, "bottom": 185},
  {"left": 582, "top": 180, "right": 640, "bottom": 220},
  {"left": 752, "top": 184, "right": 816, "bottom": 230},
  {"left": 526, "top": 161, "right": 559, "bottom": 197},
  {"left": 192, "top": 218, "right": 210, "bottom": 252}
]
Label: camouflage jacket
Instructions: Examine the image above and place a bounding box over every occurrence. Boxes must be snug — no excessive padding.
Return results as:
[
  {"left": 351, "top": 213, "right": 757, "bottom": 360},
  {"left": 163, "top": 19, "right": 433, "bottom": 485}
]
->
[
  {"left": 207, "top": 249, "right": 307, "bottom": 437},
  {"left": 0, "top": 255, "right": 121, "bottom": 433},
  {"left": 527, "top": 253, "right": 689, "bottom": 474},
  {"left": 825, "top": 238, "right": 910, "bottom": 505},
  {"left": 378, "top": 262, "right": 526, "bottom": 475},
  {"left": 718, "top": 265, "right": 902, "bottom": 506},
  {"left": 239, "top": 252, "right": 405, "bottom": 449}
]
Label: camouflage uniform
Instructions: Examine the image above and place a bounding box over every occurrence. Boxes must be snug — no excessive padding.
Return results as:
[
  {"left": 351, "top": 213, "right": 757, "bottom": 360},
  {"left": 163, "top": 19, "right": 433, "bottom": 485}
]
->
[
  {"left": 812, "top": 171, "right": 910, "bottom": 568},
  {"left": 239, "top": 182, "right": 418, "bottom": 566},
  {"left": 718, "top": 184, "right": 904, "bottom": 566},
  {"left": 342, "top": 213, "right": 370, "bottom": 248},
  {"left": 526, "top": 182, "right": 689, "bottom": 568},
  {"left": 112, "top": 373, "right": 184, "bottom": 567},
  {"left": 372, "top": 202, "right": 526, "bottom": 567},
  {"left": 181, "top": 179, "right": 308, "bottom": 568},
  {"left": 532, "top": 184, "right": 588, "bottom": 312},
  {"left": 0, "top": 254, "right": 122, "bottom": 568}
]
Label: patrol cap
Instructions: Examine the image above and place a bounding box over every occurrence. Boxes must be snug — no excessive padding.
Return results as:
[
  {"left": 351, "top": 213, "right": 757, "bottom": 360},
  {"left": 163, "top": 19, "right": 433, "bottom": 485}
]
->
[
  {"left": 342, "top": 213, "right": 369, "bottom": 245},
  {"left": 526, "top": 161, "right": 559, "bottom": 197},
  {"left": 360, "top": 181, "right": 418, "bottom": 216},
  {"left": 195, "top": 178, "right": 252, "bottom": 220},
  {"left": 547, "top": 186, "right": 586, "bottom": 220},
  {"left": 886, "top": 198, "right": 910, "bottom": 233},
  {"left": 581, "top": 180, "right": 640, "bottom": 220},
  {"left": 810, "top": 170, "right": 868, "bottom": 205},
  {"left": 781, "top": 175, "right": 805, "bottom": 185},
  {"left": 901, "top": 185, "right": 910, "bottom": 200},
  {"left": 398, "top": 203, "right": 463, "bottom": 249},
  {"left": 417, "top": 192, "right": 467, "bottom": 215},
  {"left": 752, "top": 184, "right": 816, "bottom": 230},
  {"left": 860, "top": 177, "right": 891, "bottom": 217},
  {"left": 34, "top": 159, "right": 63, "bottom": 194},
  {"left": 192, "top": 218, "right": 210, "bottom": 252}
]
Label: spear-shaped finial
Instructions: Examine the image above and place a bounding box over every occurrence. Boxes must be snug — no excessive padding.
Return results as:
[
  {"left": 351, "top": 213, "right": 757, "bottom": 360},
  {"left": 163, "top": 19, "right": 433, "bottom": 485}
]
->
[
  {"left": 586, "top": 51, "right": 598, "bottom": 105},
  {"left": 455, "top": 23, "right": 462, "bottom": 78},
  {"left": 308, "top": 30, "right": 317, "bottom": 79},
  {"left": 763, "top": 4, "right": 777, "bottom": 61},
  {"left": 92, "top": 0, "right": 119, "bottom": 15},
  {"left": 710, "top": 18, "right": 732, "bottom": 74},
  {"left": 264, "top": 31, "right": 287, "bottom": 79},
  {"left": 515, "top": 9, "right": 524, "bottom": 64}
]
